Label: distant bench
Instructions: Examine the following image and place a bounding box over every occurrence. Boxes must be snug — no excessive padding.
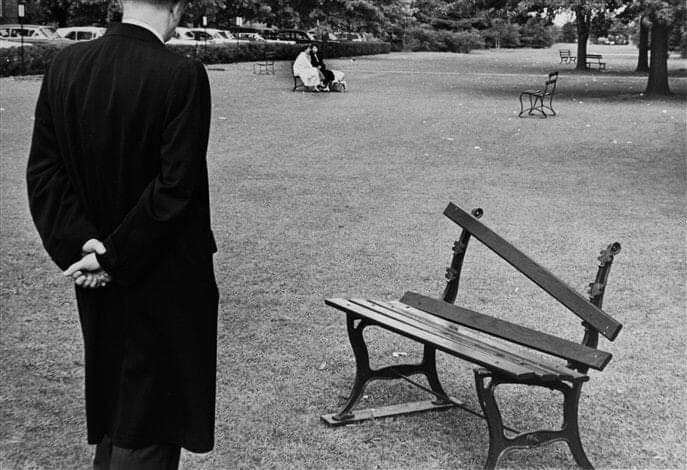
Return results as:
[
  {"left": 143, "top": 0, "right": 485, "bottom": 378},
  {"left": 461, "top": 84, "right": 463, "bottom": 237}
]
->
[
  {"left": 322, "top": 202, "right": 623, "bottom": 470},
  {"left": 519, "top": 71, "right": 558, "bottom": 118},
  {"left": 586, "top": 54, "right": 606, "bottom": 70},
  {"left": 559, "top": 49, "right": 576, "bottom": 64},
  {"left": 253, "top": 52, "right": 275, "bottom": 75}
]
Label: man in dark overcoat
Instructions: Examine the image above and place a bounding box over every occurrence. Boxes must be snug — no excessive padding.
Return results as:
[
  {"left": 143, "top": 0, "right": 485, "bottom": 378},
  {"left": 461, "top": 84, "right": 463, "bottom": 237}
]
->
[{"left": 26, "top": 0, "right": 218, "bottom": 467}]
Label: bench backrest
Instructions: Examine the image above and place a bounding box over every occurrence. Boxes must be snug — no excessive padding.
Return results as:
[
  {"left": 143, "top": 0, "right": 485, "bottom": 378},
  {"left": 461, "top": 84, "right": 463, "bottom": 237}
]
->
[
  {"left": 401, "top": 291, "right": 613, "bottom": 371},
  {"left": 442, "top": 202, "right": 622, "bottom": 342},
  {"left": 587, "top": 54, "right": 602, "bottom": 60},
  {"left": 559, "top": 50, "right": 571, "bottom": 56},
  {"left": 544, "top": 71, "right": 558, "bottom": 95}
]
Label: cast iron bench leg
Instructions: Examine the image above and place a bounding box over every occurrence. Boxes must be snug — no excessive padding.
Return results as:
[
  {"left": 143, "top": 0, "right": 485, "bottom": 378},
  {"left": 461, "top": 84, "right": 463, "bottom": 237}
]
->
[
  {"left": 331, "top": 314, "right": 453, "bottom": 422},
  {"left": 474, "top": 369, "right": 594, "bottom": 470},
  {"left": 332, "top": 314, "right": 373, "bottom": 420},
  {"left": 422, "top": 345, "right": 451, "bottom": 404},
  {"left": 518, "top": 94, "right": 529, "bottom": 117},
  {"left": 544, "top": 95, "right": 556, "bottom": 116},
  {"left": 533, "top": 95, "right": 545, "bottom": 117}
]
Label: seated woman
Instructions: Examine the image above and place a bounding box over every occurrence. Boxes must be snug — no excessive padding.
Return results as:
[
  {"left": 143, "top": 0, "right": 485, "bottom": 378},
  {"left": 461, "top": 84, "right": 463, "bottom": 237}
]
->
[
  {"left": 310, "top": 44, "right": 335, "bottom": 90},
  {"left": 293, "top": 44, "right": 323, "bottom": 92}
]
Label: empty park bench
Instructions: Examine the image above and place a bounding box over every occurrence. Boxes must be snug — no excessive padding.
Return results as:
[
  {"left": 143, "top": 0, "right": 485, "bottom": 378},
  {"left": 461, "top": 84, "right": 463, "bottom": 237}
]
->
[
  {"left": 322, "top": 202, "right": 623, "bottom": 469},
  {"left": 253, "top": 52, "right": 275, "bottom": 75},
  {"left": 559, "top": 49, "right": 576, "bottom": 64},
  {"left": 519, "top": 71, "right": 558, "bottom": 118},
  {"left": 585, "top": 54, "right": 606, "bottom": 70}
]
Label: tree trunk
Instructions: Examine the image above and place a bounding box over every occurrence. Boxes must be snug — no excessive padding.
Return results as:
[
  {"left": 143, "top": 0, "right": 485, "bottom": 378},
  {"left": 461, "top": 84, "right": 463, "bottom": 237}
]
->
[
  {"left": 646, "top": 20, "right": 671, "bottom": 96},
  {"left": 636, "top": 15, "right": 650, "bottom": 72},
  {"left": 575, "top": 6, "right": 591, "bottom": 71}
]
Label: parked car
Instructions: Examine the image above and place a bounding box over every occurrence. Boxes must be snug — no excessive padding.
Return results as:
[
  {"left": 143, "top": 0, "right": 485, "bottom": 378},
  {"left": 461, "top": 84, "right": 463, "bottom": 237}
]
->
[
  {"left": 57, "top": 26, "right": 106, "bottom": 41},
  {"left": 0, "top": 38, "right": 31, "bottom": 48},
  {"left": 0, "top": 24, "right": 67, "bottom": 44},
  {"left": 595, "top": 34, "right": 629, "bottom": 45},
  {"left": 189, "top": 28, "right": 235, "bottom": 44},
  {"left": 340, "top": 32, "right": 364, "bottom": 42},
  {"left": 236, "top": 32, "right": 265, "bottom": 42},
  {"left": 168, "top": 27, "right": 218, "bottom": 45},
  {"left": 276, "top": 29, "right": 315, "bottom": 44},
  {"left": 167, "top": 27, "right": 200, "bottom": 46},
  {"left": 228, "top": 27, "right": 295, "bottom": 44},
  {"left": 308, "top": 30, "right": 340, "bottom": 42},
  {"left": 609, "top": 34, "right": 628, "bottom": 45}
]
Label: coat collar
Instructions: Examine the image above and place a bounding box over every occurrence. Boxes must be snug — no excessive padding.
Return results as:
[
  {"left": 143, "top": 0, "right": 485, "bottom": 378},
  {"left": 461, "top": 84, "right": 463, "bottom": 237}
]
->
[{"left": 105, "top": 23, "right": 164, "bottom": 47}]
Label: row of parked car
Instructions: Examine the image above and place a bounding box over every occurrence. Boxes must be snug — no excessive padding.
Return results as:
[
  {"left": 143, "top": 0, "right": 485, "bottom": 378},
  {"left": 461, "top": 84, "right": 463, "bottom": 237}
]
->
[{"left": 0, "top": 24, "right": 368, "bottom": 48}]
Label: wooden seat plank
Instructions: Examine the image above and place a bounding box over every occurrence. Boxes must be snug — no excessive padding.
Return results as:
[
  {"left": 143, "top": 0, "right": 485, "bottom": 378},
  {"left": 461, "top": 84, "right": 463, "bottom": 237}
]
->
[
  {"left": 399, "top": 292, "right": 612, "bottom": 371},
  {"left": 351, "top": 299, "right": 566, "bottom": 382},
  {"left": 381, "top": 300, "right": 590, "bottom": 381},
  {"left": 326, "top": 298, "right": 539, "bottom": 380},
  {"left": 443, "top": 202, "right": 622, "bottom": 341},
  {"left": 367, "top": 300, "right": 588, "bottom": 382}
]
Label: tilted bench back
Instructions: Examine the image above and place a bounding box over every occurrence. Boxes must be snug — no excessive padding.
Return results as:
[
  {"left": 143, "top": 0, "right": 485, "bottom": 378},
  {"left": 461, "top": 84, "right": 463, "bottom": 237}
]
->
[{"left": 442, "top": 203, "right": 622, "bottom": 342}]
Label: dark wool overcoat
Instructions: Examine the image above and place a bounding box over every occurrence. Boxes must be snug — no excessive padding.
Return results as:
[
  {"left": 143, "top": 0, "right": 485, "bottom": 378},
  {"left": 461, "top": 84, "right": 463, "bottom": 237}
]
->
[{"left": 26, "top": 23, "right": 219, "bottom": 453}]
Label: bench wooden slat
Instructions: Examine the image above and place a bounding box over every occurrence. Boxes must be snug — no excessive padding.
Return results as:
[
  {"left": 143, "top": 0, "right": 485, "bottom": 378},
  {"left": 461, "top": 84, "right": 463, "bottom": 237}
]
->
[
  {"left": 372, "top": 300, "right": 588, "bottom": 382},
  {"left": 384, "top": 300, "right": 589, "bottom": 379},
  {"left": 443, "top": 203, "right": 622, "bottom": 341},
  {"left": 399, "top": 292, "right": 612, "bottom": 371},
  {"left": 351, "top": 299, "right": 577, "bottom": 382},
  {"left": 326, "top": 298, "right": 539, "bottom": 380}
]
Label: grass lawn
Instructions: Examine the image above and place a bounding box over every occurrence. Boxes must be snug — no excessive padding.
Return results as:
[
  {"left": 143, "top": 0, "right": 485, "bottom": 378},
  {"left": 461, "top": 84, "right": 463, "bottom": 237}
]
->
[{"left": 1, "top": 44, "right": 686, "bottom": 469}]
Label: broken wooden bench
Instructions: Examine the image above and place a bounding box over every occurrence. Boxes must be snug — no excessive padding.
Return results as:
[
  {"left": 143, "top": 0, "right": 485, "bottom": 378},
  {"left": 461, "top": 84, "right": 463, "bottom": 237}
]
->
[{"left": 322, "top": 202, "right": 623, "bottom": 470}]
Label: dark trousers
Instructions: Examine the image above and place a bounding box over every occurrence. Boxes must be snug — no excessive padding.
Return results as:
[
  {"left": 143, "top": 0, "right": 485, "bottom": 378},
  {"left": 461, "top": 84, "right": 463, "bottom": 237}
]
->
[
  {"left": 93, "top": 435, "right": 181, "bottom": 470},
  {"left": 321, "top": 69, "right": 335, "bottom": 85}
]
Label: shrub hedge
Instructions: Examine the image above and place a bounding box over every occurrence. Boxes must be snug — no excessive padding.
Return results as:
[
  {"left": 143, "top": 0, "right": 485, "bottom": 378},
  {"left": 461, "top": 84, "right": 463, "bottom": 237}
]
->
[
  {"left": 0, "top": 40, "right": 390, "bottom": 77},
  {"left": 481, "top": 23, "right": 522, "bottom": 48},
  {"left": 406, "top": 27, "right": 483, "bottom": 53},
  {"left": 0, "top": 44, "right": 67, "bottom": 77},
  {"left": 519, "top": 18, "right": 554, "bottom": 49},
  {"left": 170, "top": 39, "right": 390, "bottom": 64}
]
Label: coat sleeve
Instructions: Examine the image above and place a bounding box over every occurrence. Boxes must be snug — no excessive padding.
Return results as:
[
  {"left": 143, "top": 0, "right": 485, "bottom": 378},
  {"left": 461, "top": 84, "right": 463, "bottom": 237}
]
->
[
  {"left": 27, "top": 69, "right": 99, "bottom": 270},
  {"left": 96, "top": 61, "right": 211, "bottom": 284}
]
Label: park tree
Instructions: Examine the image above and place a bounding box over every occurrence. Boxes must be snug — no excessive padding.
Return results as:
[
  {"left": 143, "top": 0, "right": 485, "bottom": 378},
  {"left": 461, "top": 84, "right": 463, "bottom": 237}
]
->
[
  {"left": 182, "top": 0, "right": 225, "bottom": 26},
  {"left": 28, "top": 0, "right": 122, "bottom": 26},
  {"left": 615, "top": 3, "right": 650, "bottom": 71},
  {"left": 640, "top": 0, "right": 682, "bottom": 95},
  {"left": 31, "top": 0, "right": 77, "bottom": 26},
  {"left": 635, "top": 15, "right": 650, "bottom": 71},
  {"left": 569, "top": 1, "right": 605, "bottom": 71},
  {"left": 560, "top": 20, "right": 577, "bottom": 41},
  {"left": 589, "top": 8, "right": 611, "bottom": 39}
]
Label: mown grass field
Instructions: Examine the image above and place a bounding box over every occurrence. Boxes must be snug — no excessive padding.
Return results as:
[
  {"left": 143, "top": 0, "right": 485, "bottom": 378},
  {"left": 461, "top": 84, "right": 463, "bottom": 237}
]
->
[{"left": 1, "top": 44, "right": 686, "bottom": 469}]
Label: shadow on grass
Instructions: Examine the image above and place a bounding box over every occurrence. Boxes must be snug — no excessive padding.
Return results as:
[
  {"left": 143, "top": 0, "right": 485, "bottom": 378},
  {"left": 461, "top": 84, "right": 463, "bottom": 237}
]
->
[{"left": 454, "top": 71, "right": 687, "bottom": 102}]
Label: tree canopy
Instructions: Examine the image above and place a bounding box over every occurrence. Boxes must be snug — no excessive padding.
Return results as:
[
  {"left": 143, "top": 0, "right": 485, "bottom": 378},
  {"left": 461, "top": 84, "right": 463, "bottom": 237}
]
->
[{"left": 22, "top": 0, "right": 686, "bottom": 95}]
